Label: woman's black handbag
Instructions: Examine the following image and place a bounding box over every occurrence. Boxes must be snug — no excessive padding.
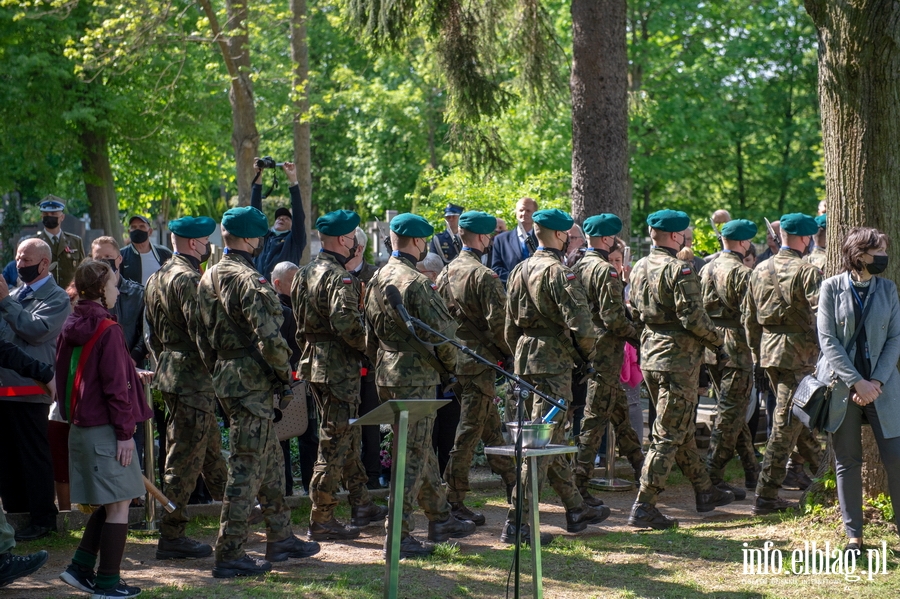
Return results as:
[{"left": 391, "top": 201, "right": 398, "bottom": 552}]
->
[{"left": 792, "top": 282, "right": 873, "bottom": 432}]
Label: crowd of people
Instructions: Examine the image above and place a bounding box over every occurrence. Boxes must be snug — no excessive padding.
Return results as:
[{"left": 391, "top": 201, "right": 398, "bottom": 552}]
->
[{"left": 1, "top": 165, "right": 898, "bottom": 595}]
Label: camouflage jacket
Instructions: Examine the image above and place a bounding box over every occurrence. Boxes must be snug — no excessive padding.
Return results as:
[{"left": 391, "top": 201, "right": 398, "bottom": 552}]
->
[
  {"left": 571, "top": 249, "right": 638, "bottom": 377},
  {"left": 745, "top": 248, "right": 822, "bottom": 370},
  {"left": 364, "top": 253, "right": 458, "bottom": 387},
  {"left": 699, "top": 251, "right": 753, "bottom": 371},
  {"left": 436, "top": 248, "right": 511, "bottom": 376},
  {"left": 505, "top": 248, "right": 596, "bottom": 376},
  {"left": 805, "top": 247, "right": 826, "bottom": 272},
  {"left": 629, "top": 246, "right": 722, "bottom": 370},
  {"left": 292, "top": 251, "right": 366, "bottom": 387},
  {"left": 144, "top": 254, "right": 215, "bottom": 405},
  {"left": 196, "top": 251, "right": 291, "bottom": 416}
]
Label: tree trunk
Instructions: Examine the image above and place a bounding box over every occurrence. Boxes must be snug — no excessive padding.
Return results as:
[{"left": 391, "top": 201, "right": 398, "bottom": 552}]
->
[
  {"left": 199, "top": 0, "right": 259, "bottom": 206},
  {"left": 80, "top": 129, "right": 122, "bottom": 240},
  {"left": 805, "top": 0, "right": 900, "bottom": 498},
  {"left": 570, "top": 0, "right": 629, "bottom": 226},
  {"left": 290, "top": 0, "right": 312, "bottom": 264}
]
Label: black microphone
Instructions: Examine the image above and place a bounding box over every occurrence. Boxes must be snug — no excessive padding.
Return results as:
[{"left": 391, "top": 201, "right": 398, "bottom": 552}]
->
[{"left": 384, "top": 284, "right": 416, "bottom": 335}]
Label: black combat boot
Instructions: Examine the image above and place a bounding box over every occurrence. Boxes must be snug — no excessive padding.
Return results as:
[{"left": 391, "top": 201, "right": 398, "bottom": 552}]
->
[
  {"left": 752, "top": 495, "right": 797, "bottom": 515},
  {"left": 212, "top": 555, "right": 272, "bottom": 579},
  {"left": 565, "top": 503, "right": 611, "bottom": 533},
  {"left": 499, "top": 521, "right": 555, "bottom": 546},
  {"left": 427, "top": 514, "right": 476, "bottom": 542},
  {"left": 696, "top": 484, "right": 735, "bottom": 512},
  {"left": 307, "top": 518, "right": 360, "bottom": 541},
  {"left": 156, "top": 536, "right": 214, "bottom": 560},
  {"left": 350, "top": 502, "right": 389, "bottom": 527},
  {"left": 450, "top": 502, "right": 486, "bottom": 526},
  {"left": 628, "top": 502, "right": 678, "bottom": 530},
  {"left": 265, "top": 534, "right": 321, "bottom": 562},
  {"left": 384, "top": 535, "right": 435, "bottom": 559},
  {"left": 714, "top": 481, "right": 747, "bottom": 501}
]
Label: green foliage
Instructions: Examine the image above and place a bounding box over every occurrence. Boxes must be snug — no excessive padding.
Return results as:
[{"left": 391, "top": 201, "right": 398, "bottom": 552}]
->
[{"left": 868, "top": 493, "right": 895, "bottom": 523}]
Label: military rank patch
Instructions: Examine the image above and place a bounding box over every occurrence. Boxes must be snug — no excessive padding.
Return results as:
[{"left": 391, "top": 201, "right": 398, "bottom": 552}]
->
[
  {"left": 565, "top": 273, "right": 576, "bottom": 281},
  {"left": 681, "top": 267, "right": 692, "bottom": 275},
  {"left": 342, "top": 276, "right": 352, "bottom": 284},
  {"left": 258, "top": 276, "right": 268, "bottom": 284}
]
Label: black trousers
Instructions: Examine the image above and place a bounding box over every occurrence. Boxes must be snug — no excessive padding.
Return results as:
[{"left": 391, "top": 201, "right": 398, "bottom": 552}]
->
[
  {"left": 432, "top": 387, "right": 461, "bottom": 477},
  {"left": 0, "top": 401, "right": 58, "bottom": 526},
  {"left": 358, "top": 376, "right": 383, "bottom": 481}
]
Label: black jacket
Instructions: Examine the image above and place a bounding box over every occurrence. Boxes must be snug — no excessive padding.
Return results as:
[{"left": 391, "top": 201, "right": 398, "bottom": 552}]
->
[
  {"left": 120, "top": 243, "right": 173, "bottom": 286},
  {"left": 115, "top": 276, "right": 148, "bottom": 364},
  {"left": 0, "top": 339, "right": 53, "bottom": 384},
  {"left": 251, "top": 184, "right": 307, "bottom": 279}
]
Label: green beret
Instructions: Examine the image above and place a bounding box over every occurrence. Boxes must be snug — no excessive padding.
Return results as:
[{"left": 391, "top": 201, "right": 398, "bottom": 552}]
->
[
  {"left": 815, "top": 214, "right": 827, "bottom": 229},
  {"left": 780, "top": 213, "right": 819, "bottom": 236},
  {"left": 169, "top": 216, "right": 216, "bottom": 239},
  {"left": 316, "top": 209, "right": 360, "bottom": 237},
  {"left": 458, "top": 211, "right": 496, "bottom": 235},
  {"left": 390, "top": 213, "right": 434, "bottom": 238},
  {"left": 221, "top": 206, "right": 269, "bottom": 238},
  {"left": 533, "top": 209, "right": 574, "bottom": 232},
  {"left": 647, "top": 209, "right": 690, "bottom": 232},
  {"left": 583, "top": 214, "right": 622, "bottom": 238},
  {"left": 720, "top": 218, "right": 758, "bottom": 241}
]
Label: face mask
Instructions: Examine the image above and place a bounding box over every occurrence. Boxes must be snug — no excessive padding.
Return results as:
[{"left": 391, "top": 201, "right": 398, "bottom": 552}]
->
[
  {"left": 129, "top": 229, "right": 149, "bottom": 244},
  {"left": 676, "top": 233, "right": 687, "bottom": 251},
  {"left": 560, "top": 233, "right": 570, "bottom": 255},
  {"left": 867, "top": 255, "right": 889, "bottom": 275},
  {"left": 345, "top": 236, "right": 359, "bottom": 259},
  {"left": 17, "top": 262, "right": 42, "bottom": 284},
  {"left": 102, "top": 258, "right": 118, "bottom": 273},
  {"left": 199, "top": 241, "right": 212, "bottom": 263},
  {"left": 249, "top": 238, "right": 263, "bottom": 258},
  {"left": 42, "top": 216, "right": 59, "bottom": 229},
  {"left": 417, "top": 239, "right": 428, "bottom": 262}
]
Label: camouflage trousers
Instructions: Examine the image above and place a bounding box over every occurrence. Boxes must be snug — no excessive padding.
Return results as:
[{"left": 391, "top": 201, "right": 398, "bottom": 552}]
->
[
  {"left": 638, "top": 365, "right": 714, "bottom": 504},
  {"left": 160, "top": 393, "right": 229, "bottom": 540},
  {"left": 215, "top": 393, "right": 292, "bottom": 561},
  {"left": 378, "top": 385, "right": 451, "bottom": 537},
  {"left": 706, "top": 367, "right": 754, "bottom": 484},
  {"left": 574, "top": 373, "right": 644, "bottom": 489},
  {"left": 309, "top": 381, "right": 371, "bottom": 523},
  {"left": 508, "top": 373, "right": 583, "bottom": 520},
  {"left": 757, "top": 368, "right": 823, "bottom": 499},
  {"left": 444, "top": 369, "right": 516, "bottom": 504}
]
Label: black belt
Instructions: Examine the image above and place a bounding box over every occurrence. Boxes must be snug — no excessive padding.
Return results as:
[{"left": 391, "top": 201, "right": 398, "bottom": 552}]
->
[
  {"left": 521, "top": 327, "right": 554, "bottom": 336},
  {"left": 378, "top": 339, "right": 416, "bottom": 352},
  {"left": 645, "top": 323, "right": 683, "bottom": 333},
  {"left": 712, "top": 318, "right": 742, "bottom": 329},
  {"left": 165, "top": 342, "right": 197, "bottom": 352},
  {"left": 762, "top": 325, "right": 806, "bottom": 334},
  {"left": 305, "top": 333, "right": 337, "bottom": 343},
  {"left": 217, "top": 349, "right": 248, "bottom": 359}
]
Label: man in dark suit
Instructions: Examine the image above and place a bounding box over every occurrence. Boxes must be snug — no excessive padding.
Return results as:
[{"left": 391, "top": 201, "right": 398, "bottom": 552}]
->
[
  {"left": 0, "top": 238, "right": 72, "bottom": 541},
  {"left": 430, "top": 204, "right": 464, "bottom": 265},
  {"left": 120, "top": 215, "right": 173, "bottom": 286},
  {"left": 490, "top": 197, "right": 538, "bottom": 284},
  {"left": 31, "top": 196, "right": 85, "bottom": 289}
]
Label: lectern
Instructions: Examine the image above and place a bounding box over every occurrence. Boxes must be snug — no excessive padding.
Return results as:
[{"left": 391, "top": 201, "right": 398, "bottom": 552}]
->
[{"left": 351, "top": 399, "right": 449, "bottom": 599}]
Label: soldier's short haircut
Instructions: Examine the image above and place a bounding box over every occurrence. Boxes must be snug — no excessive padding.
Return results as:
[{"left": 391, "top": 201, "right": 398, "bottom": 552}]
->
[
  {"left": 18, "top": 237, "right": 51, "bottom": 262},
  {"left": 221, "top": 231, "right": 240, "bottom": 246},
  {"left": 532, "top": 223, "right": 557, "bottom": 245},
  {"left": 841, "top": 227, "right": 888, "bottom": 273},
  {"left": 390, "top": 232, "right": 415, "bottom": 247},
  {"left": 354, "top": 227, "right": 368, "bottom": 250},
  {"left": 91, "top": 235, "right": 121, "bottom": 254},
  {"left": 271, "top": 261, "right": 299, "bottom": 283}
]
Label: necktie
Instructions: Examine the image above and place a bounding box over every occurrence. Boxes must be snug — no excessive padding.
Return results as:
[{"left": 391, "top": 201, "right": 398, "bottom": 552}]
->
[
  {"left": 52, "top": 235, "right": 58, "bottom": 246},
  {"left": 18, "top": 286, "right": 33, "bottom": 303}
]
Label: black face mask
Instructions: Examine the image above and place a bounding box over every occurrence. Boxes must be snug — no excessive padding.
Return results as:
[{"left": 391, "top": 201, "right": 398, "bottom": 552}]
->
[
  {"left": 417, "top": 240, "right": 428, "bottom": 262},
  {"left": 199, "top": 241, "right": 212, "bottom": 263},
  {"left": 42, "top": 216, "right": 59, "bottom": 230},
  {"left": 102, "top": 258, "right": 118, "bottom": 274},
  {"left": 560, "top": 234, "right": 571, "bottom": 255},
  {"left": 249, "top": 238, "right": 264, "bottom": 258},
  {"left": 17, "top": 262, "right": 42, "bottom": 284},
  {"left": 129, "top": 229, "right": 149, "bottom": 244},
  {"left": 867, "top": 255, "right": 889, "bottom": 275}
]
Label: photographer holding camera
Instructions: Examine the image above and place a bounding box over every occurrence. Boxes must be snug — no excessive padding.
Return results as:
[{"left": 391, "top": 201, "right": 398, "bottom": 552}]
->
[{"left": 251, "top": 159, "right": 307, "bottom": 277}]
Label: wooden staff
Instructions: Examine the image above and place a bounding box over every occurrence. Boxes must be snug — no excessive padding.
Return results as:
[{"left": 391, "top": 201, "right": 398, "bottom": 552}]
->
[{"left": 143, "top": 475, "right": 176, "bottom": 513}]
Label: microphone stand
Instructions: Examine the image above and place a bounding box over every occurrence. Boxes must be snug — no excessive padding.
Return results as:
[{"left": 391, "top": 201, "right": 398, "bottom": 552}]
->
[{"left": 405, "top": 314, "right": 565, "bottom": 599}]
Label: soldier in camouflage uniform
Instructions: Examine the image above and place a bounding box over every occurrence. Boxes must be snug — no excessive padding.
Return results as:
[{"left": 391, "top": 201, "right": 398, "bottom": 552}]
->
[
  {"left": 364, "top": 213, "right": 476, "bottom": 558},
  {"left": 197, "top": 206, "right": 320, "bottom": 578},
  {"left": 805, "top": 214, "right": 827, "bottom": 272},
  {"left": 628, "top": 209, "right": 734, "bottom": 530},
  {"left": 144, "top": 216, "right": 230, "bottom": 560},
  {"left": 292, "top": 210, "right": 387, "bottom": 542},
  {"left": 745, "top": 213, "right": 824, "bottom": 515},
  {"left": 504, "top": 209, "right": 610, "bottom": 545},
  {"left": 572, "top": 214, "right": 643, "bottom": 504},
  {"left": 436, "top": 211, "right": 516, "bottom": 527},
  {"left": 700, "top": 218, "right": 759, "bottom": 500}
]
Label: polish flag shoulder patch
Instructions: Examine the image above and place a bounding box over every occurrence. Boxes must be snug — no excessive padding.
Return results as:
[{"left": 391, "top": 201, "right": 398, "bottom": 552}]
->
[
  {"left": 431, "top": 283, "right": 438, "bottom": 290},
  {"left": 681, "top": 267, "right": 692, "bottom": 275},
  {"left": 258, "top": 276, "right": 268, "bottom": 284},
  {"left": 609, "top": 270, "right": 618, "bottom": 278},
  {"left": 565, "top": 272, "right": 576, "bottom": 281},
  {"left": 342, "top": 276, "right": 353, "bottom": 284}
]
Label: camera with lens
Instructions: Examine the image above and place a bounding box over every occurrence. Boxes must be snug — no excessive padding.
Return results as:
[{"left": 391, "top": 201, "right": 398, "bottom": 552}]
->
[{"left": 255, "top": 156, "right": 284, "bottom": 169}]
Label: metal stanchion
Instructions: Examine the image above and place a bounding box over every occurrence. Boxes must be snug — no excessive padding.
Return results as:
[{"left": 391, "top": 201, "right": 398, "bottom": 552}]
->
[
  {"left": 588, "top": 422, "right": 634, "bottom": 492},
  {"left": 131, "top": 380, "right": 158, "bottom": 532}
]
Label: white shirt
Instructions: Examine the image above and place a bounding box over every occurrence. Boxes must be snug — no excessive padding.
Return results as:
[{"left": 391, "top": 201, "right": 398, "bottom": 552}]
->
[{"left": 140, "top": 250, "right": 161, "bottom": 286}]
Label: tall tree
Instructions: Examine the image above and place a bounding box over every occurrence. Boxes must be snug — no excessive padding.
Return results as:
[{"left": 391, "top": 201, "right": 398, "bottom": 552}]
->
[
  {"left": 570, "top": 0, "right": 628, "bottom": 224},
  {"left": 805, "top": 0, "right": 900, "bottom": 497},
  {"left": 290, "top": 0, "right": 312, "bottom": 263}
]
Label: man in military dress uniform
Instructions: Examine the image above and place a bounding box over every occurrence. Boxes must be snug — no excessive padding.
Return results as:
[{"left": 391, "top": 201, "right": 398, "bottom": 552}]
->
[
  {"left": 436, "top": 211, "right": 517, "bottom": 528},
  {"left": 364, "top": 213, "right": 476, "bottom": 558},
  {"left": 628, "top": 209, "right": 734, "bottom": 530},
  {"left": 700, "top": 218, "right": 760, "bottom": 499},
  {"left": 197, "top": 206, "right": 320, "bottom": 578},
  {"left": 504, "top": 209, "right": 611, "bottom": 545},
  {"left": 745, "top": 213, "right": 824, "bottom": 515},
  {"left": 430, "top": 204, "right": 464, "bottom": 264},
  {"left": 292, "top": 210, "right": 387, "bottom": 542},
  {"left": 31, "top": 196, "right": 85, "bottom": 288},
  {"left": 145, "top": 216, "right": 230, "bottom": 560},
  {"left": 572, "top": 214, "right": 644, "bottom": 504},
  {"left": 805, "top": 214, "right": 827, "bottom": 272}
]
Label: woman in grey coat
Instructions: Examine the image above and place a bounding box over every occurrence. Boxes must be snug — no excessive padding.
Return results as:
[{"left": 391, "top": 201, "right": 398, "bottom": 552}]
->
[{"left": 817, "top": 227, "right": 900, "bottom": 555}]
